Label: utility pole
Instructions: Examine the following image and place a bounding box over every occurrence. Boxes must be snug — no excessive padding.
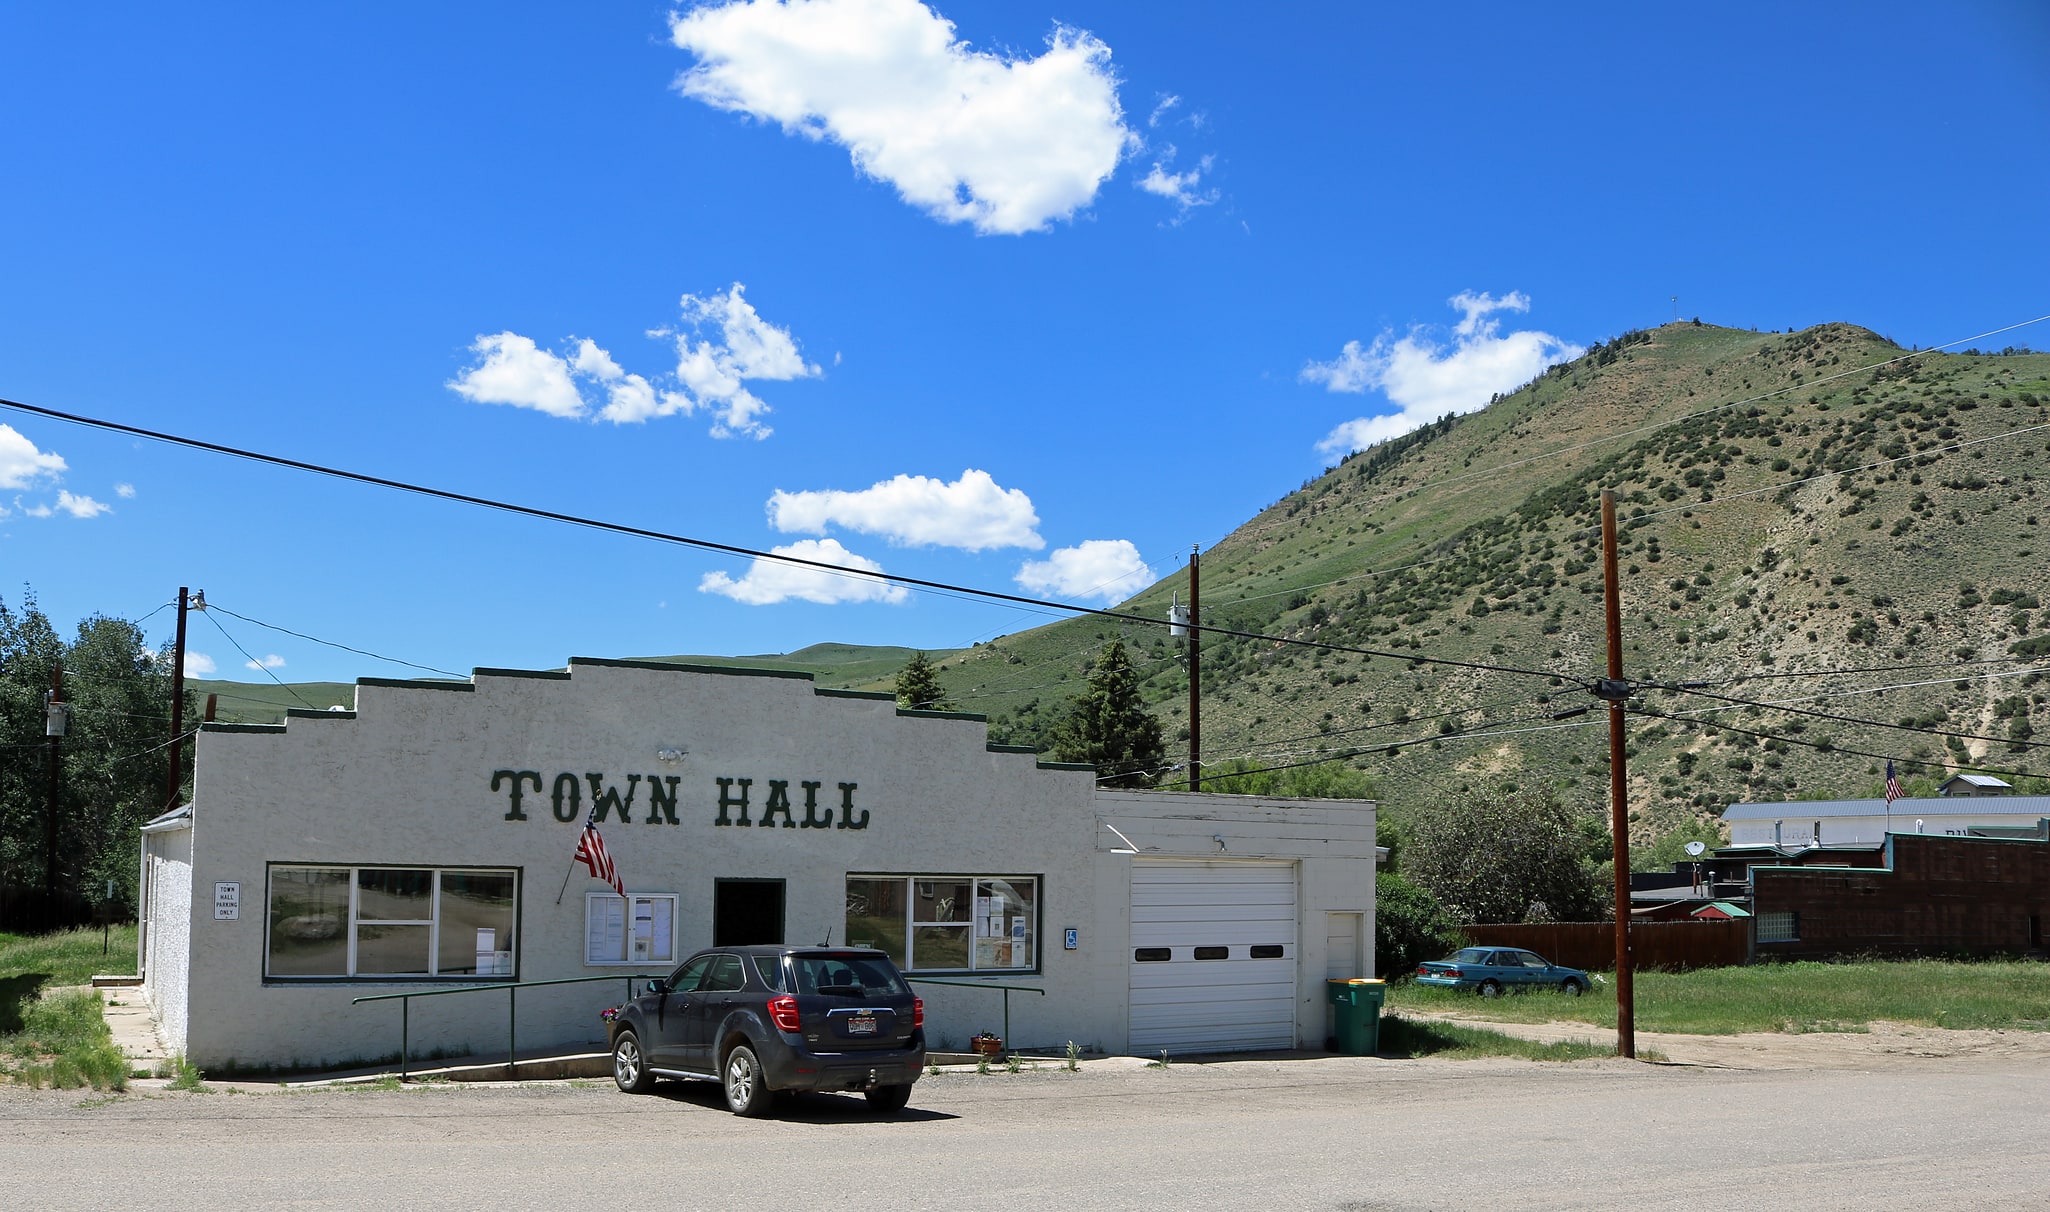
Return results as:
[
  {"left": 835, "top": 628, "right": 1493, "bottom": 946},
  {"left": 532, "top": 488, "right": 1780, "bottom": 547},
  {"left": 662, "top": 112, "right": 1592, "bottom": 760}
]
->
[
  {"left": 166, "top": 587, "right": 191, "bottom": 811},
  {"left": 44, "top": 666, "right": 66, "bottom": 899},
  {"left": 1599, "top": 490, "right": 1636, "bottom": 1059},
  {"left": 1187, "top": 545, "right": 1201, "bottom": 792}
]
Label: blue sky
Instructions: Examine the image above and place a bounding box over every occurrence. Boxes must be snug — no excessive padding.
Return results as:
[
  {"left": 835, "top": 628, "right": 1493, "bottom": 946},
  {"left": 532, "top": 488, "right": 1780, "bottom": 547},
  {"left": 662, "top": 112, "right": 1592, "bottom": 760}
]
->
[{"left": 3, "top": 1, "right": 2046, "bottom": 684}]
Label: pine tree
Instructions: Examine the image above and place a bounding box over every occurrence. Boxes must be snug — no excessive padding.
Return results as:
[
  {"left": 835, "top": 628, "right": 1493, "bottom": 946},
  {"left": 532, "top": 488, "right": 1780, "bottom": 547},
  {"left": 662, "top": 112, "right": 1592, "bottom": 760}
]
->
[
  {"left": 1051, "top": 639, "right": 1165, "bottom": 788},
  {"left": 893, "top": 651, "right": 953, "bottom": 711}
]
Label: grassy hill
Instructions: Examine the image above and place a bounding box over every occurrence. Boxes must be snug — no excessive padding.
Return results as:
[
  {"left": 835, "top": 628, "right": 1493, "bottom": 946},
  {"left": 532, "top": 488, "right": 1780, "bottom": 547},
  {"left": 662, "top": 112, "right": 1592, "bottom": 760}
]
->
[
  {"left": 934, "top": 321, "right": 2050, "bottom": 849},
  {"left": 198, "top": 320, "right": 2050, "bottom": 859}
]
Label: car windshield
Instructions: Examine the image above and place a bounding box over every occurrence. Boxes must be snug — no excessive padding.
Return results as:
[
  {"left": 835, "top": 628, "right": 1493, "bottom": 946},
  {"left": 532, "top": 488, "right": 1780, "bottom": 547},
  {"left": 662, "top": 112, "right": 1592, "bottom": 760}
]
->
[
  {"left": 1448, "top": 948, "right": 1492, "bottom": 964},
  {"left": 792, "top": 953, "right": 907, "bottom": 997}
]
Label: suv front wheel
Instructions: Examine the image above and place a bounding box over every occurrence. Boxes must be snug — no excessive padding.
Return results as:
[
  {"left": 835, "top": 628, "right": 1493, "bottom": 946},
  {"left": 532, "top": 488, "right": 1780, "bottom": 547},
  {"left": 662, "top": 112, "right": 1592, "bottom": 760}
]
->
[
  {"left": 723, "top": 1044, "right": 772, "bottom": 1117},
  {"left": 612, "top": 1030, "right": 654, "bottom": 1094}
]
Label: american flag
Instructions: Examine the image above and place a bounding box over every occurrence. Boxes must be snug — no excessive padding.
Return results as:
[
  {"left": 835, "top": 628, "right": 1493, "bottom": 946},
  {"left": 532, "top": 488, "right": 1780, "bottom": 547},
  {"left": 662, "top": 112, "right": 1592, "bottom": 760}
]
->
[
  {"left": 1884, "top": 760, "right": 1903, "bottom": 806},
  {"left": 573, "top": 813, "right": 624, "bottom": 896}
]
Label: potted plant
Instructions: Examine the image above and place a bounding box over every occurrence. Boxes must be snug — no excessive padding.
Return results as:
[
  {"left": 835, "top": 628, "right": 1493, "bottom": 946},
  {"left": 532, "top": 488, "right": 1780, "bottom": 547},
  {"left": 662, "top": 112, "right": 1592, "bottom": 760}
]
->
[{"left": 970, "top": 1032, "right": 1003, "bottom": 1058}]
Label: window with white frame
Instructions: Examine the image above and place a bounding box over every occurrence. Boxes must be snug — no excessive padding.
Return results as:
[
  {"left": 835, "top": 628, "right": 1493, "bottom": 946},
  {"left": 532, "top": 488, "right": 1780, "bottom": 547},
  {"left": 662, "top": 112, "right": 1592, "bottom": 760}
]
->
[
  {"left": 265, "top": 865, "right": 518, "bottom": 980},
  {"left": 585, "top": 893, "right": 679, "bottom": 965},
  {"left": 844, "top": 874, "right": 1038, "bottom": 973},
  {"left": 1756, "top": 910, "right": 1800, "bottom": 943}
]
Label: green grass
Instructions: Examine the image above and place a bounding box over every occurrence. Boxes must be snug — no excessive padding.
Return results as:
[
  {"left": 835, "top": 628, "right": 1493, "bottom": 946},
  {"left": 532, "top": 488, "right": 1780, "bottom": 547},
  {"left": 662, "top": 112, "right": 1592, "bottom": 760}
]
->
[
  {"left": 2, "top": 988, "right": 128, "bottom": 1090},
  {"left": 0, "top": 925, "right": 139, "bottom": 991},
  {"left": 1385, "top": 960, "right": 2050, "bottom": 1035},
  {"left": 1, "top": 927, "right": 141, "bottom": 1091},
  {"left": 1376, "top": 1013, "right": 1613, "bottom": 1061}
]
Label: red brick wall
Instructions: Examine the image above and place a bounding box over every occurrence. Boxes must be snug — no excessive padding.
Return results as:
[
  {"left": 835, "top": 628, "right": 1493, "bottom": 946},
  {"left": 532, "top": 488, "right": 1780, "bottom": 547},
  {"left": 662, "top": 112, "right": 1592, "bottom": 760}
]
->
[
  {"left": 1455, "top": 920, "right": 1749, "bottom": 972},
  {"left": 1752, "top": 834, "right": 2050, "bottom": 960}
]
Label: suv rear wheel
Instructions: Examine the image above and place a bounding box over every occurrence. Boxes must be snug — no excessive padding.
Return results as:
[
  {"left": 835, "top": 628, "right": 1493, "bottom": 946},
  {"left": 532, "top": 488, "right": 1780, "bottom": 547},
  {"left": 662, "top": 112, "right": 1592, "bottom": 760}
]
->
[{"left": 723, "top": 1045, "right": 772, "bottom": 1117}]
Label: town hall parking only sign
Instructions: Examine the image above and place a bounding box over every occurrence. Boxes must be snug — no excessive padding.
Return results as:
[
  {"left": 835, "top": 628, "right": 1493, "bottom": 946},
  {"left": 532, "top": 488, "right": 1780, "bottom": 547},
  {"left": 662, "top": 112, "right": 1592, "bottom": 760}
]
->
[{"left": 214, "top": 882, "right": 240, "bottom": 920}]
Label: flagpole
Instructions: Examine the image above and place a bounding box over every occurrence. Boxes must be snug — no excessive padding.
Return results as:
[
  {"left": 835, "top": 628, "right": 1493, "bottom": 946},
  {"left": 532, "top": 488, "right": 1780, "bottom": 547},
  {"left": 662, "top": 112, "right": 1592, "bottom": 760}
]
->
[{"left": 555, "top": 861, "right": 579, "bottom": 906}]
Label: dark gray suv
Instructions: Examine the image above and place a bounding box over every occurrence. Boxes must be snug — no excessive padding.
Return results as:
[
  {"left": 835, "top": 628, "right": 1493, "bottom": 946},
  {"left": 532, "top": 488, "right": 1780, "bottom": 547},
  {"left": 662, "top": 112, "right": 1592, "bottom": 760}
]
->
[{"left": 605, "top": 945, "right": 925, "bottom": 1116}]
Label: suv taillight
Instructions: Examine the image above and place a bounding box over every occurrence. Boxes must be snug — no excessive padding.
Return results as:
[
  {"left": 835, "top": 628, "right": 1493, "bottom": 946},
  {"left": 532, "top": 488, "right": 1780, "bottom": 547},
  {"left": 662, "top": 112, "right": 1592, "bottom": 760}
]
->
[
  {"left": 913, "top": 995, "right": 924, "bottom": 1029},
  {"left": 768, "top": 995, "right": 801, "bottom": 1032}
]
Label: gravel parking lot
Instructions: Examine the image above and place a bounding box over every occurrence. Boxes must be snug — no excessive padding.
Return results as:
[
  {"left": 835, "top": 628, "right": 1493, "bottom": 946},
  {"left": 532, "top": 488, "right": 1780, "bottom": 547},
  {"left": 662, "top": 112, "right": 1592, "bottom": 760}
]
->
[{"left": 5, "top": 1049, "right": 2047, "bottom": 1210}]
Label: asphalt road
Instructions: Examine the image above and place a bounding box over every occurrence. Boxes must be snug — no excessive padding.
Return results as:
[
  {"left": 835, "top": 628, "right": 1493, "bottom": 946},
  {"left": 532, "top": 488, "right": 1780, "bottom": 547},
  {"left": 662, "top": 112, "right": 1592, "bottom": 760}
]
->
[{"left": 4, "top": 1053, "right": 2047, "bottom": 1210}]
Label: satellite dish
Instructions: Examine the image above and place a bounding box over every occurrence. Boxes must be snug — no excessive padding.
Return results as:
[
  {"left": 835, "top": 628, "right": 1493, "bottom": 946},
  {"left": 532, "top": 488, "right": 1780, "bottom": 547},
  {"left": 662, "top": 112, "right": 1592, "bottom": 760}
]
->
[{"left": 1684, "top": 841, "right": 1707, "bottom": 857}]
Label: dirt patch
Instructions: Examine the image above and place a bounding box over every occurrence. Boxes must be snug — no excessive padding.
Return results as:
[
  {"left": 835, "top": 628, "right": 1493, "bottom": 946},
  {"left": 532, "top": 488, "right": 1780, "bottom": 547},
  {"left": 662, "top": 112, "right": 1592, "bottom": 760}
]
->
[{"left": 1397, "top": 1009, "right": 2050, "bottom": 1071}]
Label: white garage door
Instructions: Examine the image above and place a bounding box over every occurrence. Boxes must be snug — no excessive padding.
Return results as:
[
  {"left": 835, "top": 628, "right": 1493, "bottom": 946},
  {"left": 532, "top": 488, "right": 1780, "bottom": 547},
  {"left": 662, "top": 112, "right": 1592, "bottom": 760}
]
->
[{"left": 1128, "top": 860, "right": 1297, "bottom": 1054}]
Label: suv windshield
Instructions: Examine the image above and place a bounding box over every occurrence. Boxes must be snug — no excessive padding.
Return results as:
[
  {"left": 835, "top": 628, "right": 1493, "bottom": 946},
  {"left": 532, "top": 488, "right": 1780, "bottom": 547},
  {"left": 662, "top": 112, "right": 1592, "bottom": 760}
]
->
[{"left": 792, "top": 953, "right": 907, "bottom": 997}]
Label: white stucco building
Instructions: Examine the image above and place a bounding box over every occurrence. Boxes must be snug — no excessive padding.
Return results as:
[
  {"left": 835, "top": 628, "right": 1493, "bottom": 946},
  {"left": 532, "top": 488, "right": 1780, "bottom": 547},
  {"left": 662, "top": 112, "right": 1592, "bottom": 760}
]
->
[{"left": 136, "top": 658, "right": 1378, "bottom": 1071}]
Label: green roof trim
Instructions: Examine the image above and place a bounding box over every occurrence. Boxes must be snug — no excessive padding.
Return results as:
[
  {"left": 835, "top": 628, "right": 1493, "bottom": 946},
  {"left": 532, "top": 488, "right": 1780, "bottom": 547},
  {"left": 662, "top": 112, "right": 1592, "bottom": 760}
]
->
[
  {"left": 284, "top": 708, "right": 357, "bottom": 720},
  {"left": 568, "top": 656, "right": 814, "bottom": 681},
  {"left": 1036, "top": 761, "right": 1097, "bottom": 772},
  {"left": 357, "top": 677, "right": 475, "bottom": 693},
  {"left": 201, "top": 722, "right": 286, "bottom": 734},
  {"left": 985, "top": 743, "right": 1040, "bottom": 755},
  {"left": 895, "top": 707, "right": 988, "bottom": 722},
  {"left": 473, "top": 667, "right": 571, "bottom": 681},
  {"left": 815, "top": 688, "right": 896, "bottom": 701}
]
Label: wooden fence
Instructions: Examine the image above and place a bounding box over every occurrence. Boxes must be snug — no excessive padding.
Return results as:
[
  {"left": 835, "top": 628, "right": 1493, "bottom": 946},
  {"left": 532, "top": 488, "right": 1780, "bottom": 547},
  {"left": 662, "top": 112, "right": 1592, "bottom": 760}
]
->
[{"left": 1457, "top": 920, "right": 1749, "bottom": 972}]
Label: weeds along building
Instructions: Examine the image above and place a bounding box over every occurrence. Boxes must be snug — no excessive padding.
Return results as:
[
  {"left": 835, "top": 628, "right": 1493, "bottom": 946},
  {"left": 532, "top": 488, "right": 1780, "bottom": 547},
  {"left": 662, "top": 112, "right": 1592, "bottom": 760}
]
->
[{"left": 136, "top": 658, "right": 1378, "bottom": 1071}]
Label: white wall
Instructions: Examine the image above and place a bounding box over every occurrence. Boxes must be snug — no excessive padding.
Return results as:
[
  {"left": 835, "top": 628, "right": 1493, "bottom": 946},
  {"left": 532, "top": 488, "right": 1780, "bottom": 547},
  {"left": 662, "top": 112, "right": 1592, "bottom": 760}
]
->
[
  {"left": 140, "top": 823, "right": 193, "bottom": 1054},
  {"left": 181, "top": 661, "right": 1115, "bottom": 1068}
]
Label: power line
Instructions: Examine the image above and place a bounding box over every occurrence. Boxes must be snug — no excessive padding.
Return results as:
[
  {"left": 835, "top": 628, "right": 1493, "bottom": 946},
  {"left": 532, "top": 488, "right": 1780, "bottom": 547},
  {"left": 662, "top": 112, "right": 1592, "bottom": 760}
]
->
[
  {"left": 1655, "top": 683, "right": 2050, "bottom": 754},
  {"left": 1626, "top": 704, "right": 2040, "bottom": 784},
  {"left": 0, "top": 394, "right": 1574, "bottom": 689},
  {"left": 197, "top": 610, "right": 319, "bottom": 712},
  {"left": 203, "top": 602, "right": 466, "bottom": 679}
]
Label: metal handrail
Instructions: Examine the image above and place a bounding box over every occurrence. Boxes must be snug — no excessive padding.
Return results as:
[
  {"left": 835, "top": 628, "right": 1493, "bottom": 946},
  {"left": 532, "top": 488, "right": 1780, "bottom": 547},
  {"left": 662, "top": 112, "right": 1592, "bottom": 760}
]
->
[
  {"left": 352, "top": 973, "right": 661, "bottom": 1080},
  {"left": 906, "top": 976, "right": 1046, "bottom": 1052}
]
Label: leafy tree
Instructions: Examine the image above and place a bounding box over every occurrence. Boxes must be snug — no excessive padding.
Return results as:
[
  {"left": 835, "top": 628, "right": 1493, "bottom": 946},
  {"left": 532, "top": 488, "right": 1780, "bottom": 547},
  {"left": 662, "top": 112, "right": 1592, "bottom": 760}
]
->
[
  {"left": 1637, "top": 818, "right": 1725, "bottom": 873},
  {"left": 1, "top": 590, "right": 186, "bottom": 925},
  {"left": 1400, "top": 788, "right": 1609, "bottom": 924},
  {"left": 1376, "top": 871, "right": 1458, "bottom": 977},
  {"left": 1050, "top": 639, "right": 1165, "bottom": 788},
  {"left": 892, "top": 651, "right": 953, "bottom": 711}
]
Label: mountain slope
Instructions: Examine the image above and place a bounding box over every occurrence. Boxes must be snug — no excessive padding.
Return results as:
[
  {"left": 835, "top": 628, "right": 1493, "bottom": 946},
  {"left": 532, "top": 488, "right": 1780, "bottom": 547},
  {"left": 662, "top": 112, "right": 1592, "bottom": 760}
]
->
[{"left": 941, "top": 321, "right": 2050, "bottom": 846}]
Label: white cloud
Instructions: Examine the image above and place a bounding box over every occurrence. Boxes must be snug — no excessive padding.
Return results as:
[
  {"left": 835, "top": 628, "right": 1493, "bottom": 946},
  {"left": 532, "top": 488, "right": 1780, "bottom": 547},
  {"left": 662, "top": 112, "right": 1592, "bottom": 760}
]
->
[
  {"left": 669, "top": 0, "right": 1133, "bottom": 235},
  {"left": 447, "top": 333, "right": 587, "bottom": 418},
  {"left": 1305, "top": 291, "right": 1583, "bottom": 456},
  {"left": 1015, "top": 539, "right": 1152, "bottom": 603},
  {"left": 54, "top": 491, "right": 110, "bottom": 519},
  {"left": 22, "top": 501, "right": 53, "bottom": 518},
  {"left": 115, "top": 483, "right": 136, "bottom": 499},
  {"left": 1147, "top": 94, "right": 1180, "bottom": 128},
  {"left": 670, "top": 283, "right": 820, "bottom": 438},
  {"left": 768, "top": 469, "right": 1041, "bottom": 551},
  {"left": 449, "top": 285, "right": 814, "bottom": 439},
  {"left": 1137, "top": 145, "right": 1217, "bottom": 219},
  {"left": 245, "top": 654, "right": 286, "bottom": 672},
  {"left": 699, "top": 538, "right": 910, "bottom": 605},
  {"left": 0, "top": 424, "right": 66, "bottom": 490},
  {"left": 183, "top": 652, "right": 217, "bottom": 677}
]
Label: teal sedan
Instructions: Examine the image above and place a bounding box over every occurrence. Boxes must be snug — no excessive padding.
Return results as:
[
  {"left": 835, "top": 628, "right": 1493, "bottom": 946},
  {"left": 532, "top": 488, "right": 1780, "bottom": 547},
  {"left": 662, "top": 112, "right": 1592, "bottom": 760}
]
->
[{"left": 1415, "top": 947, "right": 1592, "bottom": 997}]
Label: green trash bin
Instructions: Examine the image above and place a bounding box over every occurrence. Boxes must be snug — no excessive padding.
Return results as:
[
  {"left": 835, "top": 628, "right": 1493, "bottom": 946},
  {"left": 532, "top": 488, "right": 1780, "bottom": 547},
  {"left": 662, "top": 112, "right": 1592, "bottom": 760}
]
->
[{"left": 1326, "top": 978, "right": 1386, "bottom": 1055}]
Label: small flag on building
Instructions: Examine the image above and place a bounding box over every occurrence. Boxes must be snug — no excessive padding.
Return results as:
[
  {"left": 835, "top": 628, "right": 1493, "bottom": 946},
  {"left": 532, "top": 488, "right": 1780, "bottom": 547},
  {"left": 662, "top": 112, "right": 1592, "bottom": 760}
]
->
[
  {"left": 574, "top": 812, "right": 624, "bottom": 896},
  {"left": 1884, "top": 760, "right": 1903, "bottom": 806}
]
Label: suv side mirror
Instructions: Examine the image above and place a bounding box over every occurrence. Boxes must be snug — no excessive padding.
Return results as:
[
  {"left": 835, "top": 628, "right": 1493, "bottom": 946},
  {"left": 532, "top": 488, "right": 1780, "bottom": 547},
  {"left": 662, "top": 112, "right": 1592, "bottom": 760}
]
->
[{"left": 645, "top": 979, "right": 666, "bottom": 996}]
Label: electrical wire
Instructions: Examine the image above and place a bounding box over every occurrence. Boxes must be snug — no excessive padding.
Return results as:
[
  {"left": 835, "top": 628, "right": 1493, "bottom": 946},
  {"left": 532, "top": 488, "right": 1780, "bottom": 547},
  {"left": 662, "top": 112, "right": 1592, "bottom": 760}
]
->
[
  {"left": 197, "top": 611, "right": 319, "bottom": 712},
  {"left": 0, "top": 394, "right": 1571, "bottom": 688},
  {"left": 202, "top": 602, "right": 465, "bottom": 679},
  {"left": 1654, "top": 683, "right": 2050, "bottom": 753},
  {"left": 1626, "top": 703, "right": 2042, "bottom": 784}
]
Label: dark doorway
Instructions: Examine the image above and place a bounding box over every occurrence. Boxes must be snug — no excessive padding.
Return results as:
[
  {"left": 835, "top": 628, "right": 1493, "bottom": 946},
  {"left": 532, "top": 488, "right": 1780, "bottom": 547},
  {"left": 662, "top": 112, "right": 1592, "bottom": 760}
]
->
[{"left": 714, "top": 879, "right": 785, "bottom": 946}]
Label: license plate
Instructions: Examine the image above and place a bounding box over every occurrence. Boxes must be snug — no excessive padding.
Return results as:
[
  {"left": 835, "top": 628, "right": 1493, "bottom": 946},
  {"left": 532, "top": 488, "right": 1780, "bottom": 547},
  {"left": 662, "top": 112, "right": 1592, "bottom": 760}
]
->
[{"left": 846, "top": 1013, "right": 878, "bottom": 1036}]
